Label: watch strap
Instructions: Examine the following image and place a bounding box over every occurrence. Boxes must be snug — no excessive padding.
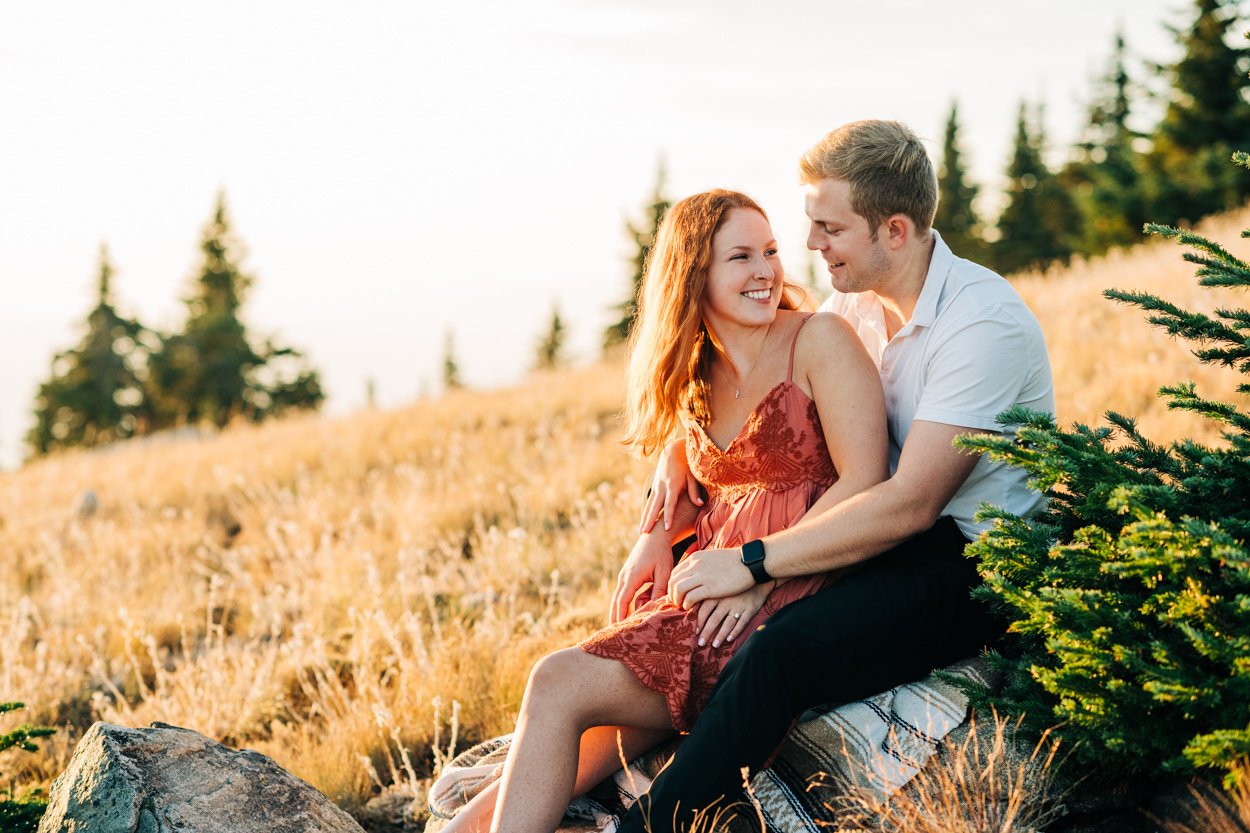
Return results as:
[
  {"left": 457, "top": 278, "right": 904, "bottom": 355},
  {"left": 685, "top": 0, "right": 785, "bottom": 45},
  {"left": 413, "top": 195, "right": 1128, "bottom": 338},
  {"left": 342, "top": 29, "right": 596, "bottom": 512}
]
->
[{"left": 740, "top": 538, "right": 772, "bottom": 584}]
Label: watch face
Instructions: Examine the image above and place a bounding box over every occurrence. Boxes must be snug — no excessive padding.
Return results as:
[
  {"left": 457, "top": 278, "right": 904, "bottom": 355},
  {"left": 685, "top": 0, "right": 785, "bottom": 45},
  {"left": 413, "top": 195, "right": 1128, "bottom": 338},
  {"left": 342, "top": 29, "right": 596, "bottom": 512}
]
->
[
  {"left": 741, "top": 540, "right": 769, "bottom": 583},
  {"left": 742, "top": 539, "right": 765, "bottom": 565}
]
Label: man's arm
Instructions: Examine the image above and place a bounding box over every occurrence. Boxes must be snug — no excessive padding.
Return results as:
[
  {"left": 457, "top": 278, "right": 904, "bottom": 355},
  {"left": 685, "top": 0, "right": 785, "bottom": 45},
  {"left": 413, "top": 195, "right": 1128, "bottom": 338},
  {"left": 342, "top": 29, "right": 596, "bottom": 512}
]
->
[
  {"left": 667, "top": 420, "right": 986, "bottom": 608},
  {"left": 764, "top": 419, "right": 984, "bottom": 574},
  {"left": 668, "top": 298, "right": 1046, "bottom": 608}
]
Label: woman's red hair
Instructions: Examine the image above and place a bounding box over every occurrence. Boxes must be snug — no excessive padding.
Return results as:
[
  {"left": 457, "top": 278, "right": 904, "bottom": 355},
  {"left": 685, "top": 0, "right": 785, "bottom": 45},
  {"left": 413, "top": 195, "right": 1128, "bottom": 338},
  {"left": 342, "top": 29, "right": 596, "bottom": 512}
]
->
[{"left": 621, "top": 190, "right": 809, "bottom": 457}]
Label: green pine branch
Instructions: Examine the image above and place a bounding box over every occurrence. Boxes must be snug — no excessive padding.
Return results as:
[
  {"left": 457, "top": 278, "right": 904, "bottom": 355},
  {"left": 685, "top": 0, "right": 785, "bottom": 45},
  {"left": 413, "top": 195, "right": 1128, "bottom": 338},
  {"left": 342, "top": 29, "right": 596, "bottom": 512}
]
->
[{"left": 0, "top": 702, "right": 53, "bottom": 833}]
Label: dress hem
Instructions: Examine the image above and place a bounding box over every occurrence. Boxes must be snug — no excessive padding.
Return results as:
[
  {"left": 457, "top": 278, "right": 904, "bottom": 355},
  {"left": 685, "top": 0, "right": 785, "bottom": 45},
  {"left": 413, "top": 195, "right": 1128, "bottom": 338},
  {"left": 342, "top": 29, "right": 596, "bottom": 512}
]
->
[{"left": 579, "top": 641, "right": 694, "bottom": 733}]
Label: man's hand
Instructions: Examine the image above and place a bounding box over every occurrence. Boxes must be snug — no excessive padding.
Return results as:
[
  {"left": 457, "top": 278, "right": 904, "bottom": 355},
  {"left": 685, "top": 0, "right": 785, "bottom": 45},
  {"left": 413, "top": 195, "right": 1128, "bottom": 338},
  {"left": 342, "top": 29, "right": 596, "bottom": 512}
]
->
[
  {"left": 668, "top": 547, "right": 753, "bottom": 610},
  {"left": 610, "top": 533, "right": 676, "bottom": 623},
  {"left": 638, "top": 438, "right": 703, "bottom": 534}
]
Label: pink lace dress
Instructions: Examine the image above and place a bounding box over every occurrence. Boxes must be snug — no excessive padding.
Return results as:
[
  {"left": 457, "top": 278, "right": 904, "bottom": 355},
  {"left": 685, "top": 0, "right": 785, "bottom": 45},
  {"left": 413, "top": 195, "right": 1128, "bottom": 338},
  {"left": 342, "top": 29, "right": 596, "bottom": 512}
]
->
[{"left": 581, "top": 316, "right": 839, "bottom": 731}]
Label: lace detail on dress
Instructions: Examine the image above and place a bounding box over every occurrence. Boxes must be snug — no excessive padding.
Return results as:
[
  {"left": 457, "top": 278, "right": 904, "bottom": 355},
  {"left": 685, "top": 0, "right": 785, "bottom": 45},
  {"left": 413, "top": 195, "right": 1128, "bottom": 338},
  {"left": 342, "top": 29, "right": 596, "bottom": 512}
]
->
[{"left": 688, "top": 381, "right": 836, "bottom": 506}]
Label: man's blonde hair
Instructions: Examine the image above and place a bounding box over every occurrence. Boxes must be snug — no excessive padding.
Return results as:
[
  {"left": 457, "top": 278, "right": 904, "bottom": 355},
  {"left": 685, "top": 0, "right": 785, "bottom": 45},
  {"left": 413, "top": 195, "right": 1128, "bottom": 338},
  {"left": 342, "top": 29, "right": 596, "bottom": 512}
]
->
[{"left": 799, "top": 120, "right": 937, "bottom": 235}]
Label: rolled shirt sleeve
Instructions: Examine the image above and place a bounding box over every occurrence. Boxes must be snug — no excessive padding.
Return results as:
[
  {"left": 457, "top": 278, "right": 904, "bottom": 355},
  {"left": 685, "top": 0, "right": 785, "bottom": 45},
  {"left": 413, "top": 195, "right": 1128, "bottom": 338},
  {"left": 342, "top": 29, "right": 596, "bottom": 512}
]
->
[{"left": 914, "top": 304, "right": 1050, "bottom": 433}]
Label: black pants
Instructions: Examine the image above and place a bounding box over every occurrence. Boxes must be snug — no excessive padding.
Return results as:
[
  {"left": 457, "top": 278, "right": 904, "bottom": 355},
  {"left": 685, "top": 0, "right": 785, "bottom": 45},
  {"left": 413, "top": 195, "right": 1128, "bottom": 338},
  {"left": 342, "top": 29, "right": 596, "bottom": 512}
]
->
[{"left": 617, "top": 517, "right": 1002, "bottom": 833}]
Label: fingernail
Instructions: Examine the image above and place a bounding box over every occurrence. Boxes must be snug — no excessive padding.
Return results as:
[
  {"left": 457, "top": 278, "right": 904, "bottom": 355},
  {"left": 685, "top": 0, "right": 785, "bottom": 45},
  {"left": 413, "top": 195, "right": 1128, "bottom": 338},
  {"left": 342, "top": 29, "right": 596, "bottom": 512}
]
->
[
  {"left": 727, "top": 634, "right": 735, "bottom": 641},
  {"left": 712, "top": 640, "right": 720, "bottom": 648},
  {"left": 698, "top": 638, "right": 705, "bottom": 647}
]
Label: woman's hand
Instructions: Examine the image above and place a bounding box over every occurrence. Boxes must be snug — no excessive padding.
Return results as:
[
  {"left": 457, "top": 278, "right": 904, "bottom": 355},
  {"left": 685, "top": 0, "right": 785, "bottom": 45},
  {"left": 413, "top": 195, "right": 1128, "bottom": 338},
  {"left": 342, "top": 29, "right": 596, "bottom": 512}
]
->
[
  {"left": 610, "top": 533, "right": 675, "bottom": 624},
  {"left": 695, "top": 582, "right": 773, "bottom": 648},
  {"left": 638, "top": 438, "right": 703, "bottom": 534}
]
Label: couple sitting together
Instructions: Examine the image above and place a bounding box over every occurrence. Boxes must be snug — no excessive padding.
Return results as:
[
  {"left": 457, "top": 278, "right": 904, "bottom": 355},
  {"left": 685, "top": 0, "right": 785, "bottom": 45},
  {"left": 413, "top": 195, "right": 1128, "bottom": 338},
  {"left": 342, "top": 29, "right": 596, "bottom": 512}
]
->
[{"left": 438, "top": 119, "right": 1054, "bottom": 833}]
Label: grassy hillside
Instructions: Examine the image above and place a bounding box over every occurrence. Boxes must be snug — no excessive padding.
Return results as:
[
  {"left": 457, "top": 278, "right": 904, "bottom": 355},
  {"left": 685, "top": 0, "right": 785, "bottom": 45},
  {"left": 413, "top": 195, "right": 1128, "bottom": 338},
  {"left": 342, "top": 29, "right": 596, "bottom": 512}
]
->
[
  {"left": 2, "top": 207, "right": 1247, "bottom": 823},
  {"left": 1, "top": 366, "right": 652, "bottom": 813}
]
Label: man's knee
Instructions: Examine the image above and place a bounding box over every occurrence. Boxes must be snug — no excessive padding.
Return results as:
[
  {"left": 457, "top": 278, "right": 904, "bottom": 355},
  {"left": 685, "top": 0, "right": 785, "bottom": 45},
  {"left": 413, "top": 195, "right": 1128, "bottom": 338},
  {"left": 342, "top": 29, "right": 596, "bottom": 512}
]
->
[
  {"left": 731, "top": 614, "right": 815, "bottom": 669},
  {"left": 716, "top": 611, "right": 838, "bottom": 706}
]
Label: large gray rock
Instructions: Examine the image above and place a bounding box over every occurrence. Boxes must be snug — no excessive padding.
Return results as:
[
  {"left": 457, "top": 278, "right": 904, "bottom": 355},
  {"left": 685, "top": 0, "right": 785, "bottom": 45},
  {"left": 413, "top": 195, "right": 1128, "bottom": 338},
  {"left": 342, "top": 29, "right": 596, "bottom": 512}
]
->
[{"left": 38, "top": 722, "right": 365, "bottom": 833}]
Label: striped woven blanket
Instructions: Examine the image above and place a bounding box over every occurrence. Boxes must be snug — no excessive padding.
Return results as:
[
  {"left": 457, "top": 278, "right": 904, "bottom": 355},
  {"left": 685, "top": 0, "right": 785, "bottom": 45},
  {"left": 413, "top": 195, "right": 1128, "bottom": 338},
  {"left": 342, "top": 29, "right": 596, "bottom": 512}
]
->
[{"left": 425, "top": 657, "right": 995, "bottom": 833}]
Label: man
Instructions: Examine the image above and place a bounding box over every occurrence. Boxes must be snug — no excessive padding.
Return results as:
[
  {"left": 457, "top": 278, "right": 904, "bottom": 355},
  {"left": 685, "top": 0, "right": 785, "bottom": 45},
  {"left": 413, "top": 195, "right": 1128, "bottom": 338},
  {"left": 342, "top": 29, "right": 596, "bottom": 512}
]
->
[{"left": 612, "top": 119, "right": 1054, "bottom": 832}]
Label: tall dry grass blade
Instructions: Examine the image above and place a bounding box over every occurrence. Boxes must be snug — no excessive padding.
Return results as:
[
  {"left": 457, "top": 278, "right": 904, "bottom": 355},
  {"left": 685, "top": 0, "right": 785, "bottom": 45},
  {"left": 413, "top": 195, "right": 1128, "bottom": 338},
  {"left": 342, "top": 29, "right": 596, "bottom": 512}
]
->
[
  {"left": 831, "top": 712, "right": 1066, "bottom": 833},
  {"left": 1157, "top": 761, "right": 1250, "bottom": 833}
]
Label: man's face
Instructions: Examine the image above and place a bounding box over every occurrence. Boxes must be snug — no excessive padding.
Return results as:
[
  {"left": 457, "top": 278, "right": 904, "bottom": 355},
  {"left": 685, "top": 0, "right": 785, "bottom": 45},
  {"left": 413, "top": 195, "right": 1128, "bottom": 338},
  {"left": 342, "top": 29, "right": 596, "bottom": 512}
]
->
[{"left": 804, "top": 178, "right": 891, "bottom": 294}]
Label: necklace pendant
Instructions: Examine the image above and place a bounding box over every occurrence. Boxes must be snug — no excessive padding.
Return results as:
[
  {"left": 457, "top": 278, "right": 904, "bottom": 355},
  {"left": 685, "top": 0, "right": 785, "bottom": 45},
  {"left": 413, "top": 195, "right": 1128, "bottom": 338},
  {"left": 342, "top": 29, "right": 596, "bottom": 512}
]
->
[{"left": 734, "top": 388, "right": 741, "bottom": 399}]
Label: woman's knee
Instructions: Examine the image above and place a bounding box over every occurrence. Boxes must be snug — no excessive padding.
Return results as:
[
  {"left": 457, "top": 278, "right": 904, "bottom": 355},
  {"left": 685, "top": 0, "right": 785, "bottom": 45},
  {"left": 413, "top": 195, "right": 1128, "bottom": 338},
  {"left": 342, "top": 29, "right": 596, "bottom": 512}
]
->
[{"left": 525, "top": 647, "right": 586, "bottom": 702}]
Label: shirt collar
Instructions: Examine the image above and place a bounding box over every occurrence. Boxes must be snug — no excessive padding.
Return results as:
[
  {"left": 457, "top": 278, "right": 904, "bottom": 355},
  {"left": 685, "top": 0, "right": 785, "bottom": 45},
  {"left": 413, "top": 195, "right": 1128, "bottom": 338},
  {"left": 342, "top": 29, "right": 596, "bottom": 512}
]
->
[{"left": 905, "top": 230, "right": 954, "bottom": 331}]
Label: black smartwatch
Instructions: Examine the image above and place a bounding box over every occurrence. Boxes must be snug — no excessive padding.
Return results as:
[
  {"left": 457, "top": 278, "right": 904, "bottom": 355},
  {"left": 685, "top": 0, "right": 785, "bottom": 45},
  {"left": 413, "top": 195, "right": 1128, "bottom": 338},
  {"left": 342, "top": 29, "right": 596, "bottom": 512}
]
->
[{"left": 740, "top": 539, "right": 772, "bottom": 584}]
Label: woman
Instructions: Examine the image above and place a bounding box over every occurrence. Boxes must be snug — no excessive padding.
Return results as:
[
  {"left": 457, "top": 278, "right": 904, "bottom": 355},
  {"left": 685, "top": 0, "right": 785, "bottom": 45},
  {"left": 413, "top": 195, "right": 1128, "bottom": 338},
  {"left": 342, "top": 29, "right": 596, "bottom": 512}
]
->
[{"left": 440, "top": 190, "right": 887, "bottom": 833}]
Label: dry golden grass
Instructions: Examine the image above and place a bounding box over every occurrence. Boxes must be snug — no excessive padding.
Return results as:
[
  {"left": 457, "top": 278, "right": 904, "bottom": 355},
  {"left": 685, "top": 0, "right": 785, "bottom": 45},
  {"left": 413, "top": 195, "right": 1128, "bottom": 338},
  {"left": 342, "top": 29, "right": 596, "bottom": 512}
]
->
[
  {"left": 0, "top": 364, "right": 653, "bottom": 813},
  {"left": 1158, "top": 762, "right": 1250, "bottom": 833},
  {"left": 1, "top": 206, "right": 1247, "bottom": 826},
  {"left": 827, "top": 713, "right": 1065, "bottom": 833}
]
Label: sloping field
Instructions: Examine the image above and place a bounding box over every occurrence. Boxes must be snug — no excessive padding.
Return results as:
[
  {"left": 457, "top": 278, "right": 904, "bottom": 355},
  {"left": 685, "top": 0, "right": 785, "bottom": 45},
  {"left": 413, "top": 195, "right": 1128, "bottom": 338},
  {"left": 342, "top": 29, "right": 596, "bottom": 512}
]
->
[
  {"left": 2, "top": 206, "right": 1247, "bottom": 820},
  {"left": 1, "top": 367, "right": 651, "bottom": 812}
]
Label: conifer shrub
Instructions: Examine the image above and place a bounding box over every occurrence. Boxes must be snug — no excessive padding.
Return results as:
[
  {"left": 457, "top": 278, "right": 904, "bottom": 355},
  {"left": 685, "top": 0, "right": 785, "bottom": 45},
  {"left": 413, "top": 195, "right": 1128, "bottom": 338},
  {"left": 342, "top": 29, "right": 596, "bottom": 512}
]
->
[
  {"left": 955, "top": 151, "right": 1250, "bottom": 787},
  {"left": 0, "top": 702, "right": 55, "bottom": 833}
]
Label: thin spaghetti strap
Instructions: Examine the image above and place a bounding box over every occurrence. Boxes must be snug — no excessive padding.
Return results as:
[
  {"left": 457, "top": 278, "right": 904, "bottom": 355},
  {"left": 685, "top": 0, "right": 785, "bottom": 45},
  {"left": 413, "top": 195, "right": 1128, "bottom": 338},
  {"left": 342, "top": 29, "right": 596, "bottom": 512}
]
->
[{"left": 787, "top": 313, "right": 816, "bottom": 382}]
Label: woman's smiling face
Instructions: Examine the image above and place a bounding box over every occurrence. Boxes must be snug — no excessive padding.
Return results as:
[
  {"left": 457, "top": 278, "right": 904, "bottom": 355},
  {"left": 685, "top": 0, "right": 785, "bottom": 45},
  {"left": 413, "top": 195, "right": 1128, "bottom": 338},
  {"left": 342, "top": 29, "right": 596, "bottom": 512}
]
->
[{"left": 701, "top": 208, "right": 783, "bottom": 334}]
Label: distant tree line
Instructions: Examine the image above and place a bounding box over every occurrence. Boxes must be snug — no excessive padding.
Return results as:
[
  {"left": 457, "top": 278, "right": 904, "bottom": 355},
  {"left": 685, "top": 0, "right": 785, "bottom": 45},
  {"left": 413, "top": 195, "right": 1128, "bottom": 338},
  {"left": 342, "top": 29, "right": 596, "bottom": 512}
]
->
[
  {"left": 28, "top": 192, "right": 323, "bottom": 458},
  {"left": 606, "top": 0, "right": 1250, "bottom": 348},
  {"left": 941, "top": 0, "right": 1250, "bottom": 275}
]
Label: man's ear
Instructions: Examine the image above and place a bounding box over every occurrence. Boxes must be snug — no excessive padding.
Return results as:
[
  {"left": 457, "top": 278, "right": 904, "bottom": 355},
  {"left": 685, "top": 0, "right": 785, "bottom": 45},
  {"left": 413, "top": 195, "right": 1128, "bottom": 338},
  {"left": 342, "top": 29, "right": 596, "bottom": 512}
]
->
[{"left": 882, "top": 214, "right": 914, "bottom": 249}]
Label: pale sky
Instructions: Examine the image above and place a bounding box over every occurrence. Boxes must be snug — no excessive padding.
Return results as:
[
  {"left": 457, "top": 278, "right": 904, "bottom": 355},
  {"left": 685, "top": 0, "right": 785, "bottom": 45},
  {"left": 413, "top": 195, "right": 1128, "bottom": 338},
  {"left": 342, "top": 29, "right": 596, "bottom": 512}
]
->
[{"left": 1, "top": 1, "right": 1187, "bottom": 469}]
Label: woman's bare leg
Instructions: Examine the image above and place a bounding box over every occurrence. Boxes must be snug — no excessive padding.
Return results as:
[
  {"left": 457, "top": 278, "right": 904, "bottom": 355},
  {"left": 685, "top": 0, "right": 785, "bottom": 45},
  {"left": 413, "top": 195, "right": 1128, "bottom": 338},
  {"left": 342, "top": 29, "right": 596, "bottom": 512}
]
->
[
  {"left": 484, "top": 647, "right": 673, "bottom": 833},
  {"left": 572, "top": 724, "right": 671, "bottom": 796},
  {"left": 439, "top": 722, "right": 671, "bottom": 833},
  {"left": 441, "top": 780, "right": 503, "bottom": 833}
]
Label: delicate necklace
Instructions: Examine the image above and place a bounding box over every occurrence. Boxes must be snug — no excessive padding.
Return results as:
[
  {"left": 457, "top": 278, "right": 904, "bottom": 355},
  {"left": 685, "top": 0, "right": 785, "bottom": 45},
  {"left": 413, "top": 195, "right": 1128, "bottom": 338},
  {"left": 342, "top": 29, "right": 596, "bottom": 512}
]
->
[{"left": 717, "top": 322, "right": 773, "bottom": 400}]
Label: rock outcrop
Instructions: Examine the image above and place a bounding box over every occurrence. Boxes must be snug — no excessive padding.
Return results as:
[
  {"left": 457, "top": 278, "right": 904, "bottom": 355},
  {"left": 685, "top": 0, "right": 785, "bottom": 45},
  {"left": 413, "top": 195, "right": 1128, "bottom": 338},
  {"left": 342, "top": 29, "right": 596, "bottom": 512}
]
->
[{"left": 38, "top": 721, "right": 365, "bottom": 833}]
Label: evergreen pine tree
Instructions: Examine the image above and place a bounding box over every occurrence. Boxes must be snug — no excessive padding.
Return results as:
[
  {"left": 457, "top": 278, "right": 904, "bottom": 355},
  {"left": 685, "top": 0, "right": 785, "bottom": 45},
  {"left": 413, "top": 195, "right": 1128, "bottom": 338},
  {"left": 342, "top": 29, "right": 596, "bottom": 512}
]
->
[
  {"left": 933, "top": 100, "right": 988, "bottom": 262},
  {"left": 1143, "top": 0, "right": 1250, "bottom": 224},
  {"left": 992, "top": 102, "right": 1076, "bottom": 274},
  {"left": 956, "top": 148, "right": 1250, "bottom": 786},
  {"left": 442, "top": 329, "right": 463, "bottom": 391},
  {"left": 604, "top": 159, "right": 670, "bottom": 349},
  {"left": 534, "top": 304, "right": 567, "bottom": 371},
  {"left": 146, "top": 192, "right": 323, "bottom": 429},
  {"left": 27, "top": 244, "right": 150, "bottom": 456},
  {"left": 0, "top": 701, "right": 55, "bottom": 833},
  {"left": 1065, "top": 32, "right": 1149, "bottom": 256}
]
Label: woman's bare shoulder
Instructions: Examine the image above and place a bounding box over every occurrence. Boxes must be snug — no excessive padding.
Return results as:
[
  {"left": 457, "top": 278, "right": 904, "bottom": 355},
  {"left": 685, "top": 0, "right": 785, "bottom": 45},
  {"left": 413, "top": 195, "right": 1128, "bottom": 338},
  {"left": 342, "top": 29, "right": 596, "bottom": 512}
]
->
[
  {"left": 795, "top": 311, "right": 862, "bottom": 355},
  {"left": 792, "top": 311, "right": 876, "bottom": 392}
]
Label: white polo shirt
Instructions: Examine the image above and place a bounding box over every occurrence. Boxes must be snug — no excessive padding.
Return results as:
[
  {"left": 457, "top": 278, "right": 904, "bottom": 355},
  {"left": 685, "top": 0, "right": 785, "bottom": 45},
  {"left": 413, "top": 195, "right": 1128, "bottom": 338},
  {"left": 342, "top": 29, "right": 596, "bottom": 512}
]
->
[{"left": 818, "top": 231, "right": 1054, "bottom": 538}]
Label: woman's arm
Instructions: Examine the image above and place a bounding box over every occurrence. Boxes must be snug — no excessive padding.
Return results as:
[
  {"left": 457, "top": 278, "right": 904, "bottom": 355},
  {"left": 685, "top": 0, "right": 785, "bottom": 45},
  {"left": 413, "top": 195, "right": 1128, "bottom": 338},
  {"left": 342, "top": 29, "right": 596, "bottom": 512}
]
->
[
  {"left": 637, "top": 438, "right": 704, "bottom": 534},
  {"left": 610, "top": 521, "right": 695, "bottom": 624}
]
